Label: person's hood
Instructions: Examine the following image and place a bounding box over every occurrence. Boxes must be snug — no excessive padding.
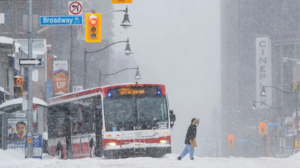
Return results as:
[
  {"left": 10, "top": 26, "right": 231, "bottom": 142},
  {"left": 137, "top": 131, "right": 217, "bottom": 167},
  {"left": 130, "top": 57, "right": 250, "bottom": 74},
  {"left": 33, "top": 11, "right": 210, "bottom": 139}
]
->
[
  {"left": 191, "top": 118, "right": 196, "bottom": 124},
  {"left": 192, "top": 118, "right": 199, "bottom": 125}
]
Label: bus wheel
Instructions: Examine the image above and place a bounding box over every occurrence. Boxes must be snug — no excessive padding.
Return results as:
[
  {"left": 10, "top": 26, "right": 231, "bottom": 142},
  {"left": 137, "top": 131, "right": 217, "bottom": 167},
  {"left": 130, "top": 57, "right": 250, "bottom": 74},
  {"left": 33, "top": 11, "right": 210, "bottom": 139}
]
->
[{"left": 90, "top": 145, "right": 95, "bottom": 158}]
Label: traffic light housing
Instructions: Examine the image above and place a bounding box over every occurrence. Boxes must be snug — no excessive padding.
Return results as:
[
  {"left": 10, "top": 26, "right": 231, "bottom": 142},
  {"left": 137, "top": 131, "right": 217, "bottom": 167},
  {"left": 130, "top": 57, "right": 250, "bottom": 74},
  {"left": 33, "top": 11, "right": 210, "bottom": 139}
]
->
[
  {"left": 228, "top": 135, "right": 234, "bottom": 146},
  {"left": 293, "top": 82, "right": 298, "bottom": 92},
  {"left": 85, "top": 13, "right": 101, "bottom": 42},
  {"left": 259, "top": 122, "right": 266, "bottom": 134},
  {"left": 14, "top": 76, "right": 23, "bottom": 96}
]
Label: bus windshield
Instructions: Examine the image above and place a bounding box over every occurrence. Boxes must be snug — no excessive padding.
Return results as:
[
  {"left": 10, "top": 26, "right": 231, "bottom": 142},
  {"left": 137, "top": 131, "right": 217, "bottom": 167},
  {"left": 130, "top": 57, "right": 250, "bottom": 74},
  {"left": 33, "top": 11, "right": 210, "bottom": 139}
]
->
[{"left": 104, "top": 96, "right": 168, "bottom": 131}]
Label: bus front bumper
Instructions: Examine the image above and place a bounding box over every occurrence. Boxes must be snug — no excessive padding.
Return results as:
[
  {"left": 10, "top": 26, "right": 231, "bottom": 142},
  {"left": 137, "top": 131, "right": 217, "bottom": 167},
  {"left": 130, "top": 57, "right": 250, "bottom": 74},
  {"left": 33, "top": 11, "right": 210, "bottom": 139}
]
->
[{"left": 103, "top": 147, "right": 171, "bottom": 158}]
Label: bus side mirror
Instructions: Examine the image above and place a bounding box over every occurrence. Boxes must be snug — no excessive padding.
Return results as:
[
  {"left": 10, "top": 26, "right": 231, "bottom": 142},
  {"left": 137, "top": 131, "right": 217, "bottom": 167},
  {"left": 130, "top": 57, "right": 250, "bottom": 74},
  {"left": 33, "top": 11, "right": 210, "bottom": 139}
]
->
[{"left": 170, "top": 110, "right": 176, "bottom": 128}]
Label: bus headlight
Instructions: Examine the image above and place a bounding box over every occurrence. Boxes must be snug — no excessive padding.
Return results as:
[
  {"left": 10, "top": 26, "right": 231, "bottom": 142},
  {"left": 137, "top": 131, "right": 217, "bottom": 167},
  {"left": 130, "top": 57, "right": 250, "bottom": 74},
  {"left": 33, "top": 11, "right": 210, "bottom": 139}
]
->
[
  {"left": 160, "top": 140, "right": 169, "bottom": 144},
  {"left": 106, "top": 142, "right": 116, "bottom": 147}
]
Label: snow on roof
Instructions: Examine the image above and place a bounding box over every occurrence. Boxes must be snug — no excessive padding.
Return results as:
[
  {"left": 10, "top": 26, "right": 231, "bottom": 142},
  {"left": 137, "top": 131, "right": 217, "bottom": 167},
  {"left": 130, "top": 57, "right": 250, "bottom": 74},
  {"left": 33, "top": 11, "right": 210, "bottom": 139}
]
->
[
  {"left": 0, "top": 36, "right": 13, "bottom": 44},
  {"left": 15, "top": 42, "right": 21, "bottom": 53},
  {"left": 0, "top": 86, "right": 12, "bottom": 95},
  {"left": 0, "top": 97, "right": 47, "bottom": 109},
  {"left": 43, "top": 132, "right": 48, "bottom": 140}
]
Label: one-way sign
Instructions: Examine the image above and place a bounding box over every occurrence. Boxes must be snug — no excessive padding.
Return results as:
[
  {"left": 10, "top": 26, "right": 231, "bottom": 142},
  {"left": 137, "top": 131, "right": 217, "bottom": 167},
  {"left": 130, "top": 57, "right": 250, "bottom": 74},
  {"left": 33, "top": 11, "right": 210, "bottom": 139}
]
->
[{"left": 19, "top": 59, "right": 42, "bottom": 66}]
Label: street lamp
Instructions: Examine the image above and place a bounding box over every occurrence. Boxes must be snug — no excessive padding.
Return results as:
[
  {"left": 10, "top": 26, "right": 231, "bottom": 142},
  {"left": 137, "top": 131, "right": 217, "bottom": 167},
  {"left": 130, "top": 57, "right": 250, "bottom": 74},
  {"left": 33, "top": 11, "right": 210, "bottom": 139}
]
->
[
  {"left": 260, "top": 86, "right": 299, "bottom": 136},
  {"left": 83, "top": 38, "right": 132, "bottom": 89},
  {"left": 99, "top": 66, "right": 142, "bottom": 86},
  {"left": 283, "top": 57, "right": 300, "bottom": 64},
  {"left": 102, "top": 6, "right": 132, "bottom": 29}
]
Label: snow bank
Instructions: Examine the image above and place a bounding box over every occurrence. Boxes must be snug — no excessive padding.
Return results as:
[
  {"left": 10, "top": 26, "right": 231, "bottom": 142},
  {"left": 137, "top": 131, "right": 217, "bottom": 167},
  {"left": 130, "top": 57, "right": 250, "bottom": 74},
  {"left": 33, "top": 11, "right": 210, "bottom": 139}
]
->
[{"left": 0, "top": 151, "right": 299, "bottom": 168}]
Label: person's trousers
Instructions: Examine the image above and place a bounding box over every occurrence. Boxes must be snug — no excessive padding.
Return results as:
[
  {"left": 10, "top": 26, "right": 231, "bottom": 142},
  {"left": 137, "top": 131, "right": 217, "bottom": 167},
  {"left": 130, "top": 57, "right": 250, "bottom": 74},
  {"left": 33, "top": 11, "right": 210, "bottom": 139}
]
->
[{"left": 179, "top": 144, "right": 194, "bottom": 159}]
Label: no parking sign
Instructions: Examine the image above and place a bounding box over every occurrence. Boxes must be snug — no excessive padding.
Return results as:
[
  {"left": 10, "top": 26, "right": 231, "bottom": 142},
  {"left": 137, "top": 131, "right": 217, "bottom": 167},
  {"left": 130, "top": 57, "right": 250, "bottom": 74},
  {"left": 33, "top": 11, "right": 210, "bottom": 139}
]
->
[{"left": 33, "top": 135, "right": 42, "bottom": 159}]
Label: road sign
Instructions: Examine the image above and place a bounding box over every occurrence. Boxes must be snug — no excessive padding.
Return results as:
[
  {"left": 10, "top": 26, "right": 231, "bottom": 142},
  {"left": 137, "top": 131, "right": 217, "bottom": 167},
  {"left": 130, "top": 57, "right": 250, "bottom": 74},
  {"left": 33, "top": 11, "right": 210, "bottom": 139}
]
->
[
  {"left": 69, "top": 1, "right": 82, "bottom": 15},
  {"left": 33, "top": 135, "right": 42, "bottom": 159},
  {"left": 40, "top": 16, "right": 83, "bottom": 26},
  {"left": 267, "top": 123, "right": 282, "bottom": 127},
  {"left": 236, "top": 139, "right": 250, "bottom": 143},
  {"left": 112, "top": 0, "right": 132, "bottom": 3},
  {"left": 19, "top": 59, "right": 42, "bottom": 66}
]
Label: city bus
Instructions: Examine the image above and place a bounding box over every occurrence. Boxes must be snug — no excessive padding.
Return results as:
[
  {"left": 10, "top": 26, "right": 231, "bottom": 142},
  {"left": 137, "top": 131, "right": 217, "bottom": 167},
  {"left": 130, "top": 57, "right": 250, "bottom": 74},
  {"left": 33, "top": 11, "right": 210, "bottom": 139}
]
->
[{"left": 47, "top": 83, "right": 176, "bottom": 159}]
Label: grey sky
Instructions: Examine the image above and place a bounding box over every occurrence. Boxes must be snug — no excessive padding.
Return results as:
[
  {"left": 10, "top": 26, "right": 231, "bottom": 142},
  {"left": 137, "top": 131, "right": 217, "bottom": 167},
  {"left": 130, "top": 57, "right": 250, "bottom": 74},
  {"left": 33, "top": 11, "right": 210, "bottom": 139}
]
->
[{"left": 111, "top": 0, "right": 220, "bottom": 156}]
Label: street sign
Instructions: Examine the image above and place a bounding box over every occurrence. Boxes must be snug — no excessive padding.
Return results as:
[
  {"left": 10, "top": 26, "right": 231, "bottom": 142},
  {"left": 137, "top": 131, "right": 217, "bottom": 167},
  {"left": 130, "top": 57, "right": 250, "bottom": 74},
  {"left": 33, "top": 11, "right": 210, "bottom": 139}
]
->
[
  {"left": 112, "top": 0, "right": 132, "bottom": 3},
  {"left": 33, "top": 135, "right": 42, "bottom": 159},
  {"left": 19, "top": 59, "right": 42, "bottom": 66},
  {"left": 267, "top": 123, "right": 282, "bottom": 127},
  {"left": 0, "top": 13, "right": 4, "bottom": 24},
  {"left": 236, "top": 139, "right": 250, "bottom": 143},
  {"left": 69, "top": 1, "right": 82, "bottom": 15},
  {"left": 40, "top": 16, "right": 83, "bottom": 26}
]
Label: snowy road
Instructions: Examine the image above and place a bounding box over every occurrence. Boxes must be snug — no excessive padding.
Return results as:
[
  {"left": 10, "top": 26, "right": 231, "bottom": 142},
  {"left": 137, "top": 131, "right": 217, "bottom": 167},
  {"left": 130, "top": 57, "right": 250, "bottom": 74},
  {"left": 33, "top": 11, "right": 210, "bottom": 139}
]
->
[{"left": 1, "top": 149, "right": 300, "bottom": 168}]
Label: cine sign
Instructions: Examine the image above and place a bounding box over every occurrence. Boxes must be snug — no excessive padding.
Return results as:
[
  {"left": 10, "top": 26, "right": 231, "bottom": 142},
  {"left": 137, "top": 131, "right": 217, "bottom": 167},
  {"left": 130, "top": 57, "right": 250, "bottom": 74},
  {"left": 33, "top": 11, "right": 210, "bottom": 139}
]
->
[{"left": 111, "top": 0, "right": 132, "bottom": 3}]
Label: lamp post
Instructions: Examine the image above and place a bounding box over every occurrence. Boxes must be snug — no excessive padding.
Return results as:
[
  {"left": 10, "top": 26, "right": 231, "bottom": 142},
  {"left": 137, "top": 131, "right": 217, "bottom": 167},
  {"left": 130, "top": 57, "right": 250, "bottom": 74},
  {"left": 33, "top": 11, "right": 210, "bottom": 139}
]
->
[
  {"left": 252, "top": 100, "right": 284, "bottom": 157},
  {"left": 69, "top": 6, "right": 132, "bottom": 92},
  {"left": 83, "top": 38, "right": 132, "bottom": 89},
  {"left": 261, "top": 86, "right": 299, "bottom": 136},
  {"left": 99, "top": 66, "right": 142, "bottom": 86},
  {"left": 261, "top": 86, "right": 299, "bottom": 155},
  {"left": 283, "top": 57, "right": 300, "bottom": 64},
  {"left": 206, "top": 140, "right": 218, "bottom": 157}
]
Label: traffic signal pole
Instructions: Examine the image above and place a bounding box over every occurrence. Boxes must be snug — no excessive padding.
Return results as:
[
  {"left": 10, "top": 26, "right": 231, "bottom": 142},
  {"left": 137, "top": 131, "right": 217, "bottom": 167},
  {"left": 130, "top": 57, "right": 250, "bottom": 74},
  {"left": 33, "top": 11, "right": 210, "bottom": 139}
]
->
[{"left": 27, "top": 0, "right": 34, "bottom": 158}]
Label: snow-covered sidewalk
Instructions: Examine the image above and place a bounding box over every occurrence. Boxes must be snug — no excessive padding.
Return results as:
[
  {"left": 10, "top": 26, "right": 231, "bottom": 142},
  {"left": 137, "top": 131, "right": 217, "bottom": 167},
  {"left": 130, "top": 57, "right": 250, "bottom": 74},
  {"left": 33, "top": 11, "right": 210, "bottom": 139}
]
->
[{"left": 0, "top": 149, "right": 300, "bottom": 168}]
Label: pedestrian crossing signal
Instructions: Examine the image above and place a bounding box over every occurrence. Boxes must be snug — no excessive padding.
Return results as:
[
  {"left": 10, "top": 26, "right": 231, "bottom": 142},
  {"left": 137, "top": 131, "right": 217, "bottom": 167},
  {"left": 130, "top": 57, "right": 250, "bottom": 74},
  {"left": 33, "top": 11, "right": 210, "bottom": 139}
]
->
[
  {"left": 259, "top": 122, "right": 266, "bottom": 134},
  {"left": 14, "top": 76, "right": 23, "bottom": 96},
  {"left": 228, "top": 135, "right": 234, "bottom": 146},
  {"left": 295, "top": 139, "right": 300, "bottom": 148}
]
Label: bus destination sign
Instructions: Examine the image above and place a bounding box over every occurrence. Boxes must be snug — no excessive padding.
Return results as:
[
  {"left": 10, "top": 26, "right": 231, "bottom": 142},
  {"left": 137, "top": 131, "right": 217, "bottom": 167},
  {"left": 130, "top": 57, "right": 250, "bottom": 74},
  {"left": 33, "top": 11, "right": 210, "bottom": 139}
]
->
[{"left": 120, "top": 88, "right": 145, "bottom": 95}]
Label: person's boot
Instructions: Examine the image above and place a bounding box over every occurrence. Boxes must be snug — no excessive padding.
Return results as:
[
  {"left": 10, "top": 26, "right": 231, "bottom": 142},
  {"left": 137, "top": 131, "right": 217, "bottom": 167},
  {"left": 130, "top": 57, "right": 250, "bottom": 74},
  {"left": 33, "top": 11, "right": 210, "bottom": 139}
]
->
[
  {"left": 177, "top": 156, "right": 181, "bottom": 160},
  {"left": 191, "top": 158, "right": 194, "bottom": 160}
]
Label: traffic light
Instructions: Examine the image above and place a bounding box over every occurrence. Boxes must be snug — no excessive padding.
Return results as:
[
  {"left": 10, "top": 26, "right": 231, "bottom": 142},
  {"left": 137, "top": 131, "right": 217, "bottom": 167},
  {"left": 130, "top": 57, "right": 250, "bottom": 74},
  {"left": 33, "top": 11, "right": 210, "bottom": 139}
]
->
[
  {"left": 85, "top": 13, "right": 101, "bottom": 42},
  {"left": 14, "top": 76, "right": 23, "bottom": 96},
  {"left": 293, "top": 82, "right": 298, "bottom": 92},
  {"left": 259, "top": 122, "right": 266, "bottom": 134},
  {"left": 228, "top": 135, "right": 234, "bottom": 146},
  {"left": 295, "top": 139, "right": 300, "bottom": 148}
]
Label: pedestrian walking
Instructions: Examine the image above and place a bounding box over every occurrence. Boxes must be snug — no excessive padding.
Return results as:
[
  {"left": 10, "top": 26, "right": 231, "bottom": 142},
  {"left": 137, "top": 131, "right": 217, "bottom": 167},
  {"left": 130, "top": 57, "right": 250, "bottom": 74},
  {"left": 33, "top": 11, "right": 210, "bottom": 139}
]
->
[{"left": 177, "top": 118, "right": 199, "bottom": 160}]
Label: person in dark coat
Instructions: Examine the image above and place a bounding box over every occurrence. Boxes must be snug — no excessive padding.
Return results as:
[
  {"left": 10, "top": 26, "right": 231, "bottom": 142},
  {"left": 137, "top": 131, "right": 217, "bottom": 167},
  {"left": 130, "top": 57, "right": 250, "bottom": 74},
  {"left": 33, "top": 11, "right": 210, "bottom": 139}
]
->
[{"left": 177, "top": 118, "right": 199, "bottom": 160}]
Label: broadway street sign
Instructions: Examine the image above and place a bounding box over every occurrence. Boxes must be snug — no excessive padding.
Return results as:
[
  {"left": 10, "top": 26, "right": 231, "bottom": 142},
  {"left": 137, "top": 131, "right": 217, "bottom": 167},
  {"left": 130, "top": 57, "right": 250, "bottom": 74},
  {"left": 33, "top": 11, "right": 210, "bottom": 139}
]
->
[
  {"left": 40, "top": 16, "right": 83, "bottom": 26},
  {"left": 19, "top": 59, "right": 42, "bottom": 66},
  {"left": 236, "top": 139, "right": 250, "bottom": 143},
  {"left": 267, "top": 123, "right": 282, "bottom": 127}
]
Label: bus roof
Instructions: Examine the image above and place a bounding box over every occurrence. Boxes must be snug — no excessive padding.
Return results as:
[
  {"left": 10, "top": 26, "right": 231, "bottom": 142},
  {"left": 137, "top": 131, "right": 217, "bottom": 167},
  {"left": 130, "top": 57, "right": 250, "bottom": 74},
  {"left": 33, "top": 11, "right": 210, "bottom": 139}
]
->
[
  {"left": 48, "top": 83, "right": 166, "bottom": 106},
  {"left": 0, "top": 97, "right": 47, "bottom": 109}
]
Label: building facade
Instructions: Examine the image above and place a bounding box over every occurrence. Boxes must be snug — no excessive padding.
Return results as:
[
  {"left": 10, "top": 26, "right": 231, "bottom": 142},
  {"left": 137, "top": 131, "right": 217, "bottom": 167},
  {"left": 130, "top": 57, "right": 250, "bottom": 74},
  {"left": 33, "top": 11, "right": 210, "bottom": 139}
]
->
[{"left": 221, "top": 0, "right": 300, "bottom": 157}]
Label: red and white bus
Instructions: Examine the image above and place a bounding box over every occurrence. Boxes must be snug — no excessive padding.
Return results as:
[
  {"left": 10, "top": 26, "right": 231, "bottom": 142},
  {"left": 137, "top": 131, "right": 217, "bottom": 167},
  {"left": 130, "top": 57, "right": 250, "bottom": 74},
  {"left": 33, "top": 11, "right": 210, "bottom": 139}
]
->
[{"left": 47, "top": 83, "right": 176, "bottom": 159}]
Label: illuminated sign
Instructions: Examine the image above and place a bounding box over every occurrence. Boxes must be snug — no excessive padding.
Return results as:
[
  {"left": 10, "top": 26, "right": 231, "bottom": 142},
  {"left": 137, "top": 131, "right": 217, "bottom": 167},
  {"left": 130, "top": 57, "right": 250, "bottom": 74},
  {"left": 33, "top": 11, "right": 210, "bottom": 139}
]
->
[{"left": 120, "top": 88, "right": 145, "bottom": 95}]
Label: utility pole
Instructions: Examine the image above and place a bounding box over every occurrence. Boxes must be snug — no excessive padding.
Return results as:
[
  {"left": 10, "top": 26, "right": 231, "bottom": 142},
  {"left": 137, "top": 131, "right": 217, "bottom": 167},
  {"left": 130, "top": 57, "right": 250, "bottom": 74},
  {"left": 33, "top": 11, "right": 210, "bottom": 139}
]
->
[
  {"left": 99, "top": 71, "right": 102, "bottom": 86},
  {"left": 69, "top": 26, "right": 73, "bottom": 93},
  {"left": 27, "top": 0, "right": 33, "bottom": 158},
  {"left": 84, "top": 49, "right": 87, "bottom": 89}
]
